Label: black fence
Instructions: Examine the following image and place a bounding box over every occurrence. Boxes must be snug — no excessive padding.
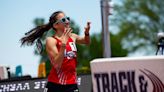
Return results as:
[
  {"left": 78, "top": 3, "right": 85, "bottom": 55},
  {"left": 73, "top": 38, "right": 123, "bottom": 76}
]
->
[{"left": 0, "top": 74, "right": 92, "bottom": 92}]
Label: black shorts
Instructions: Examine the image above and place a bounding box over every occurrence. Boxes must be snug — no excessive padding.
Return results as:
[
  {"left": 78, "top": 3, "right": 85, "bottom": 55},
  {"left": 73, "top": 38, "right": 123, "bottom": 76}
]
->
[{"left": 44, "top": 82, "right": 79, "bottom": 92}]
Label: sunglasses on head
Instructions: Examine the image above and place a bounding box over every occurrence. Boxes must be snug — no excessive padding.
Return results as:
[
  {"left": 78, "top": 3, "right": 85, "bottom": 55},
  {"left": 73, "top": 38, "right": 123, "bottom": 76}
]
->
[{"left": 54, "top": 16, "right": 70, "bottom": 24}]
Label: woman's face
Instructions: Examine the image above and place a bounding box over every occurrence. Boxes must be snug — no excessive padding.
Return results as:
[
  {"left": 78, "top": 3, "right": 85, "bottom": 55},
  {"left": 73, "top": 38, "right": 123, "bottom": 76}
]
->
[{"left": 54, "top": 13, "right": 70, "bottom": 31}]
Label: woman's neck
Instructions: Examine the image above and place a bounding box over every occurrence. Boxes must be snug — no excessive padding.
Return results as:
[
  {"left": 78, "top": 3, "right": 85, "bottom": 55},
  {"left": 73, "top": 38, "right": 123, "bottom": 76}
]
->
[{"left": 54, "top": 30, "right": 63, "bottom": 38}]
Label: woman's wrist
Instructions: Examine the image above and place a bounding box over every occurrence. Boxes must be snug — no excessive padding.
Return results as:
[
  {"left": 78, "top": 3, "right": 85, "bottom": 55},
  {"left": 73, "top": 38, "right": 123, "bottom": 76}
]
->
[
  {"left": 85, "top": 32, "right": 89, "bottom": 36},
  {"left": 61, "top": 43, "right": 66, "bottom": 47}
]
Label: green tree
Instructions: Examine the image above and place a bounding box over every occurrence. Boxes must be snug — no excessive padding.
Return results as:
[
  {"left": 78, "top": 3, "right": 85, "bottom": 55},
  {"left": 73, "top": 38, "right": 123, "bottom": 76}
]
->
[
  {"left": 110, "top": 33, "right": 128, "bottom": 57},
  {"left": 111, "top": 0, "right": 164, "bottom": 55}
]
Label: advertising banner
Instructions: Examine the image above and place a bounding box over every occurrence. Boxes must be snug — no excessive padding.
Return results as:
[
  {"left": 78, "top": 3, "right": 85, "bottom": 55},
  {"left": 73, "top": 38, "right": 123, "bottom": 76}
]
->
[
  {"left": 90, "top": 56, "right": 164, "bottom": 92},
  {"left": 0, "top": 78, "right": 47, "bottom": 92},
  {"left": 0, "top": 75, "right": 92, "bottom": 92}
]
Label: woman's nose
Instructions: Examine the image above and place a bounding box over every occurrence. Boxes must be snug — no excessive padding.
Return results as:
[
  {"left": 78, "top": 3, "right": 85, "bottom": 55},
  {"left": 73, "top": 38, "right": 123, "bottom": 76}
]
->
[{"left": 65, "top": 19, "right": 70, "bottom": 23}]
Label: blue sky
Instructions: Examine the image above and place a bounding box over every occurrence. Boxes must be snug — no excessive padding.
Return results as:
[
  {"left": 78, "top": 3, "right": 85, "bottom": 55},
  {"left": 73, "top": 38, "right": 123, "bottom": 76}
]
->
[{"left": 0, "top": 0, "right": 106, "bottom": 77}]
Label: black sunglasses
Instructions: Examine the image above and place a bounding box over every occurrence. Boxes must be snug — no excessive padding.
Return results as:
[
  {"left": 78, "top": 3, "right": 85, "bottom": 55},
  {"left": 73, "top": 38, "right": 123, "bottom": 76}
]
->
[{"left": 54, "top": 16, "right": 70, "bottom": 24}]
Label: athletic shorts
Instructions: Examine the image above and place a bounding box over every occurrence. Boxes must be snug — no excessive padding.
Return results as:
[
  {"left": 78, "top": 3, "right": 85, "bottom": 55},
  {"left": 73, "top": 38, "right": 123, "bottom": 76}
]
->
[{"left": 44, "top": 82, "right": 79, "bottom": 92}]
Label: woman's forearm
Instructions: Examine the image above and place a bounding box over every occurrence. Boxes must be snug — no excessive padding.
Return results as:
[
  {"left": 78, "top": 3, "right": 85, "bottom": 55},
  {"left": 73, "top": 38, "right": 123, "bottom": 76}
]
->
[
  {"left": 53, "top": 44, "right": 66, "bottom": 68},
  {"left": 84, "top": 32, "right": 91, "bottom": 45}
]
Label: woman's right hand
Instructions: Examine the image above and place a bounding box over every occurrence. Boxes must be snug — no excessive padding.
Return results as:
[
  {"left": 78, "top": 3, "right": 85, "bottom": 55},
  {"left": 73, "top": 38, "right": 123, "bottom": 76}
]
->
[{"left": 60, "top": 28, "right": 72, "bottom": 45}]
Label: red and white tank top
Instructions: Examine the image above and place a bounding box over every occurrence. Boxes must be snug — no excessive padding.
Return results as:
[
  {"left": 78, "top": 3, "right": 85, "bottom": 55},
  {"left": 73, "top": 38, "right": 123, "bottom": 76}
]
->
[{"left": 48, "top": 37, "right": 78, "bottom": 85}]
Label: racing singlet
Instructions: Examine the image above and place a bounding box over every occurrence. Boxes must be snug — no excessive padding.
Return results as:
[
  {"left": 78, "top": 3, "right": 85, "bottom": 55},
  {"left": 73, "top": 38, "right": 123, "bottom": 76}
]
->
[{"left": 48, "top": 37, "right": 77, "bottom": 85}]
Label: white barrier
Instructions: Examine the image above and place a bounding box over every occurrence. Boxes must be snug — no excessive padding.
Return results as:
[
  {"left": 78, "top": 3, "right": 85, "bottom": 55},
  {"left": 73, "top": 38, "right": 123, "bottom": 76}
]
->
[
  {"left": 90, "top": 56, "right": 164, "bottom": 92},
  {"left": 0, "top": 66, "right": 8, "bottom": 80}
]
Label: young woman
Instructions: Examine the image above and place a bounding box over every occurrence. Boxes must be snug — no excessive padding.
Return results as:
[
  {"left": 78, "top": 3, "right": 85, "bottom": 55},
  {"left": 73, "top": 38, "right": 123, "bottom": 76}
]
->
[{"left": 20, "top": 11, "right": 91, "bottom": 92}]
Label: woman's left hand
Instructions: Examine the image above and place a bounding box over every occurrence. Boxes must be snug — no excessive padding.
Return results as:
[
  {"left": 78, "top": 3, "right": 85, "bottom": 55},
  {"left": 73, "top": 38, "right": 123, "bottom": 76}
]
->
[{"left": 84, "top": 22, "right": 91, "bottom": 35}]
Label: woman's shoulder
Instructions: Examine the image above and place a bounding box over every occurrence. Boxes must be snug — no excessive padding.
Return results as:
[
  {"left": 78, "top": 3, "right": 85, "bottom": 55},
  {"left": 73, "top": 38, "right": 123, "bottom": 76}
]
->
[
  {"left": 46, "top": 36, "right": 57, "bottom": 45},
  {"left": 71, "top": 33, "right": 81, "bottom": 39},
  {"left": 71, "top": 33, "right": 79, "bottom": 42},
  {"left": 71, "top": 33, "right": 78, "bottom": 37}
]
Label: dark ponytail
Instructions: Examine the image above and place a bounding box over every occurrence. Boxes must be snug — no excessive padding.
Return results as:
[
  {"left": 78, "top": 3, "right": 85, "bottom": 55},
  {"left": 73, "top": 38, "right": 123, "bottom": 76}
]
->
[
  {"left": 20, "top": 23, "right": 51, "bottom": 46},
  {"left": 20, "top": 11, "right": 63, "bottom": 46}
]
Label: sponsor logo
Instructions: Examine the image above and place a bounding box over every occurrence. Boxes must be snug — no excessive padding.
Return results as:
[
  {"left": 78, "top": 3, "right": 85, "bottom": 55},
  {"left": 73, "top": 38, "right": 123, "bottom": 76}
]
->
[
  {"left": 93, "top": 69, "right": 164, "bottom": 92},
  {"left": 0, "top": 80, "right": 46, "bottom": 92},
  {"left": 65, "top": 51, "right": 76, "bottom": 59},
  {"left": 140, "top": 69, "right": 164, "bottom": 92}
]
